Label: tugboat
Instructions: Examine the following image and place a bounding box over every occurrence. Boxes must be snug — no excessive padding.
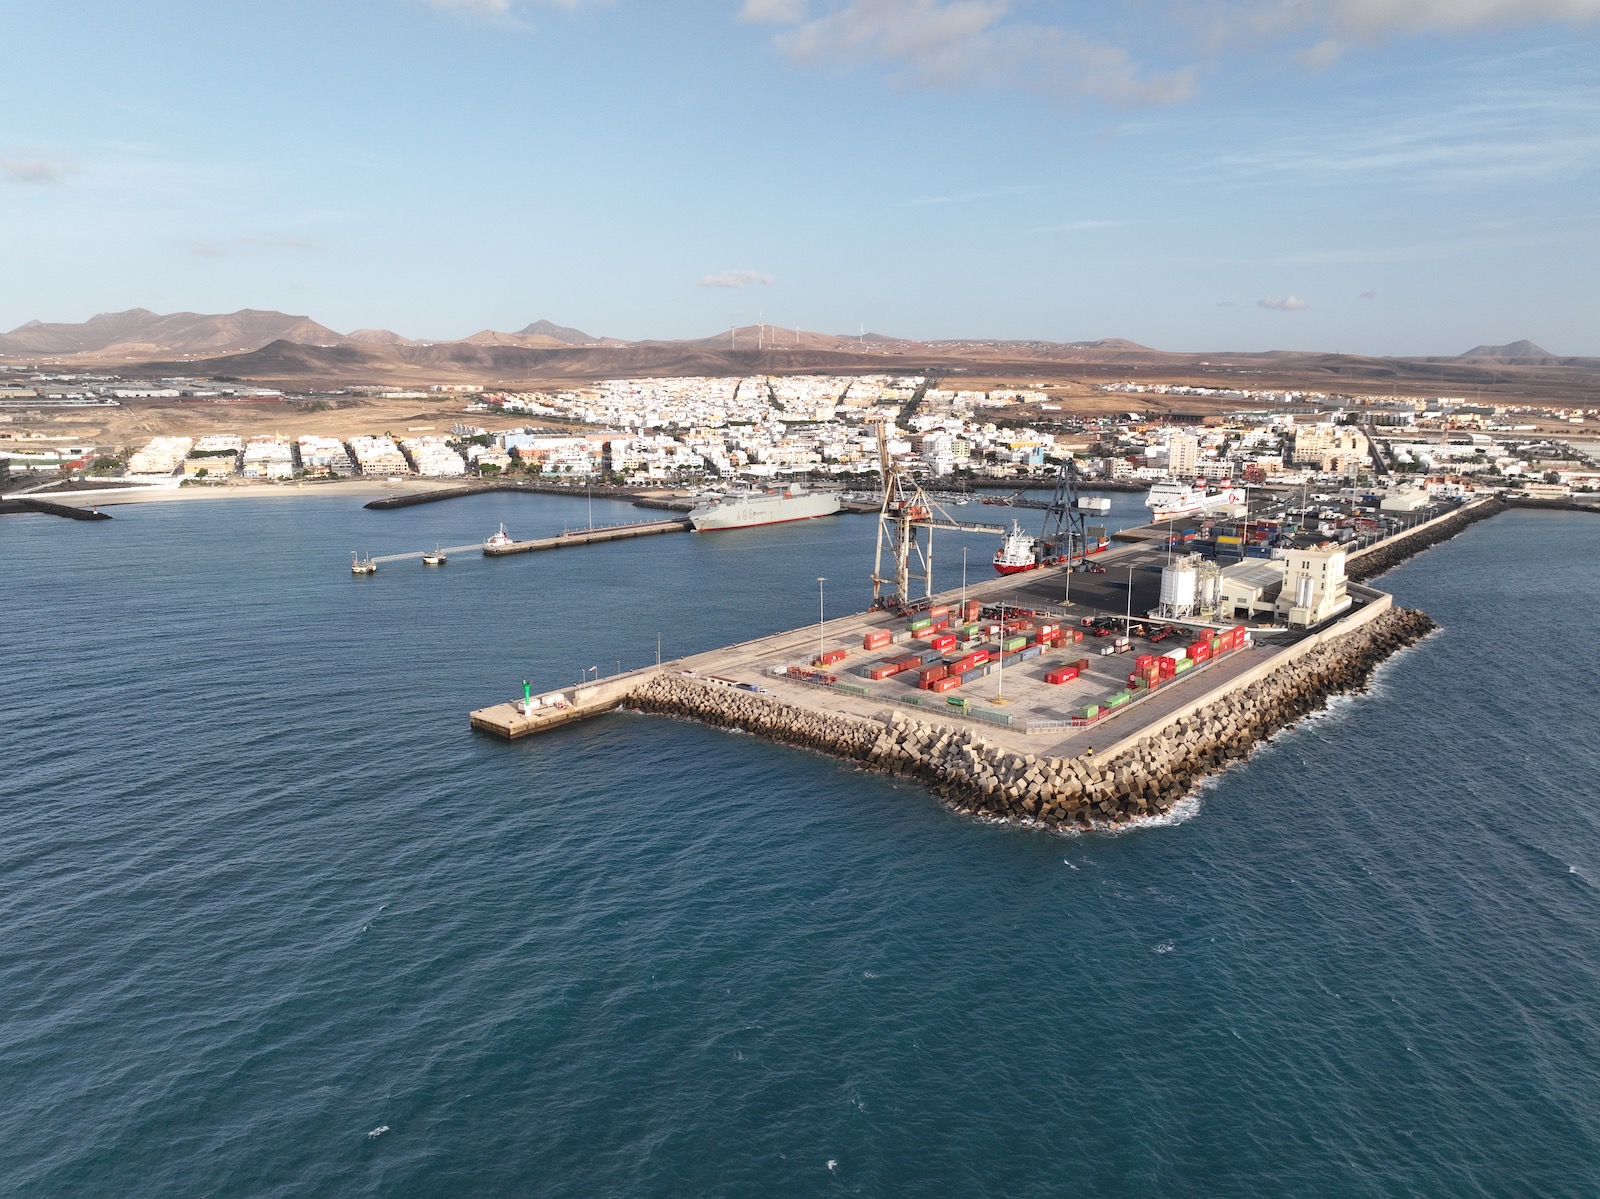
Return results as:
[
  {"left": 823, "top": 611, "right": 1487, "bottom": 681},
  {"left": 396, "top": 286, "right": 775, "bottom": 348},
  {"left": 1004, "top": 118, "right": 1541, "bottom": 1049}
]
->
[
  {"left": 993, "top": 520, "right": 1040, "bottom": 576},
  {"left": 351, "top": 551, "right": 377, "bottom": 575},
  {"left": 421, "top": 545, "right": 447, "bottom": 566},
  {"left": 484, "top": 523, "right": 513, "bottom": 551}
]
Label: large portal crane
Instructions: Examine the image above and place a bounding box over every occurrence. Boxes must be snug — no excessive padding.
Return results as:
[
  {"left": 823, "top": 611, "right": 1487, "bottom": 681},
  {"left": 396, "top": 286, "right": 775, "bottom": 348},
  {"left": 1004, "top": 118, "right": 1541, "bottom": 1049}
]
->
[
  {"left": 1038, "top": 456, "right": 1091, "bottom": 571},
  {"left": 868, "top": 420, "right": 1005, "bottom": 610}
]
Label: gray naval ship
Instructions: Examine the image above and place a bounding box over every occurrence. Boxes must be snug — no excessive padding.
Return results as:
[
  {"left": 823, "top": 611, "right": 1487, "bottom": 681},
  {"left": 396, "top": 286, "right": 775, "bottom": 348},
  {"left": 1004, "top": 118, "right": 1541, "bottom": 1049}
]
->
[{"left": 687, "top": 484, "right": 842, "bottom": 531}]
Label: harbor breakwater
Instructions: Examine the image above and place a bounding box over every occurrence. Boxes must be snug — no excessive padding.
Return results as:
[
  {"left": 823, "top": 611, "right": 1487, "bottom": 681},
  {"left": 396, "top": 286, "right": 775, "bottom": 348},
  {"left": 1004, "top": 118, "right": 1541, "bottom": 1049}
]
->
[
  {"left": 627, "top": 605, "right": 1435, "bottom": 831},
  {"left": 1346, "top": 497, "right": 1506, "bottom": 582}
]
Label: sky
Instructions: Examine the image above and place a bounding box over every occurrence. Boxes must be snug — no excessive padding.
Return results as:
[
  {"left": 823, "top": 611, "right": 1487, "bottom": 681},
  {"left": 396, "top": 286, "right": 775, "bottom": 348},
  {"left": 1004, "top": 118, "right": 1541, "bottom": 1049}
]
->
[{"left": 2, "top": 0, "right": 1598, "bottom": 355}]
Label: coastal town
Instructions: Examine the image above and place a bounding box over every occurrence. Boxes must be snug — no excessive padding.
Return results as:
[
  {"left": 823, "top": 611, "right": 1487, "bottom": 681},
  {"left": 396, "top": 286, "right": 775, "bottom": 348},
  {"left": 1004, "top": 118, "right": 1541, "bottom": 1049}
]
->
[{"left": 4, "top": 368, "right": 1600, "bottom": 500}]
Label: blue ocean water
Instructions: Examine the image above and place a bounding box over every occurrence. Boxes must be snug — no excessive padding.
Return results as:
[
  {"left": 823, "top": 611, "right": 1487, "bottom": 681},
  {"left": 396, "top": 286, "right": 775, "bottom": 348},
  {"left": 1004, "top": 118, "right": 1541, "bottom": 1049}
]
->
[{"left": 3, "top": 493, "right": 1598, "bottom": 1197}]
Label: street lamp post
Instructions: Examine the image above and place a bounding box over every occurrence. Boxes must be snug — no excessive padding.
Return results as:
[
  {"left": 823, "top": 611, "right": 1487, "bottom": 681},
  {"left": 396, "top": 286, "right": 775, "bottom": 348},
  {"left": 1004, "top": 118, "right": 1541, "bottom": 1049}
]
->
[
  {"left": 817, "top": 577, "right": 827, "bottom": 665},
  {"left": 961, "top": 546, "right": 968, "bottom": 612},
  {"left": 1125, "top": 565, "right": 1134, "bottom": 640},
  {"left": 996, "top": 599, "right": 1006, "bottom": 701}
]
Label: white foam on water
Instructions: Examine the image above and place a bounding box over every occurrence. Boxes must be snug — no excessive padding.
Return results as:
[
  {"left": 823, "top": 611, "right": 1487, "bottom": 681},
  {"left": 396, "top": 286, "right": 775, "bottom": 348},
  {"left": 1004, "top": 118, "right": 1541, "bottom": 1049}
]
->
[
  {"left": 826, "top": 1159, "right": 838, "bottom": 1173},
  {"left": 367, "top": 1125, "right": 390, "bottom": 1139},
  {"left": 1154, "top": 941, "right": 1175, "bottom": 954},
  {"left": 1568, "top": 864, "right": 1598, "bottom": 890}
]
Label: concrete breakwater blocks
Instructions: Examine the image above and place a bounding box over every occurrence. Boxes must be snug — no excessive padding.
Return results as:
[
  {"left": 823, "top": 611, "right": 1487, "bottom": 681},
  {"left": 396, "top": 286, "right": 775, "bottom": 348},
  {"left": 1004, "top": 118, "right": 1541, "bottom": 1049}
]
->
[
  {"left": 627, "top": 606, "right": 1436, "bottom": 831},
  {"left": 1347, "top": 498, "right": 1506, "bottom": 583}
]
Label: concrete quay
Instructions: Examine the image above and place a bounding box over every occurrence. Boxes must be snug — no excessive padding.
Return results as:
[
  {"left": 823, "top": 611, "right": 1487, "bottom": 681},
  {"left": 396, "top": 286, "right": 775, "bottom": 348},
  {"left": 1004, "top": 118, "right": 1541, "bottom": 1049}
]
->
[
  {"left": 483, "top": 518, "right": 691, "bottom": 556},
  {"left": 467, "top": 496, "right": 1512, "bottom": 830}
]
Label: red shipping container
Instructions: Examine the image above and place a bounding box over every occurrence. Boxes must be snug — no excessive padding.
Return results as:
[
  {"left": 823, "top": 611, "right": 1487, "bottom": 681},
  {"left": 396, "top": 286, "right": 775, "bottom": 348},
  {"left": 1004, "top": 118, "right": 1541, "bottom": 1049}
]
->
[
  {"left": 918, "top": 663, "right": 949, "bottom": 683},
  {"left": 1072, "top": 629, "right": 1085, "bottom": 643},
  {"left": 1135, "top": 654, "right": 1155, "bottom": 670},
  {"left": 930, "top": 633, "right": 957, "bottom": 652},
  {"left": 1158, "top": 659, "right": 1177, "bottom": 679},
  {"left": 927, "top": 605, "right": 950, "bottom": 621},
  {"left": 1045, "top": 666, "right": 1079, "bottom": 684},
  {"left": 863, "top": 629, "right": 892, "bottom": 650},
  {"left": 930, "top": 674, "right": 962, "bottom": 693},
  {"left": 866, "top": 665, "right": 899, "bottom": 681}
]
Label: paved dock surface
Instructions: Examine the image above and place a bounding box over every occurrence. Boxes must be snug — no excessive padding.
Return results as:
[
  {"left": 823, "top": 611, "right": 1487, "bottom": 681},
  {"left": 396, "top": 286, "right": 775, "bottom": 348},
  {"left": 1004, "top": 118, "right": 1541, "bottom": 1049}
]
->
[{"left": 484, "top": 518, "right": 692, "bottom": 556}]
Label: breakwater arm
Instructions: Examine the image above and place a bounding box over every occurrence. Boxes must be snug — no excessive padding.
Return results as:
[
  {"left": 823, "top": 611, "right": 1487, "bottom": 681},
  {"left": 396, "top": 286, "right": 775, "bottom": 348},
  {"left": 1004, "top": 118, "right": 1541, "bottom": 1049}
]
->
[
  {"left": 1346, "top": 497, "right": 1505, "bottom": 583},
  {"left": 624, "top": 604, "right": 1433, "bottom": 832}
]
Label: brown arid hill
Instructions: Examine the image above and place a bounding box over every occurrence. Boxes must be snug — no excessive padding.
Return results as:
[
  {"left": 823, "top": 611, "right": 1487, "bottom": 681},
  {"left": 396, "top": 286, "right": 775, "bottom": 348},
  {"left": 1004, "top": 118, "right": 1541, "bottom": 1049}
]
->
[
  {"left": 1457, "top": 340, "right": 1552, "bottom": 360},
  {"left": 345, "top": 328, "right": 416, "bottom": 346},
  {"left": 0, "top": 308, "right": 348, "bottom": 358},
  {"left": 516, "top": 319, "right": 618, "bottom": 345}
]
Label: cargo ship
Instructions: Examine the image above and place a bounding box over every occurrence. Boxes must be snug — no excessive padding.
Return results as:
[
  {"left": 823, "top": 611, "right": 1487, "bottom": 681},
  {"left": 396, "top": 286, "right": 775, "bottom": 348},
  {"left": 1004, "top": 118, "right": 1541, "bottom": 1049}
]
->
[
  {"left": 688, "top": 485, "right": 840, "bottom": 532},
  {"left": 1145, "top": 480, "right": 1246, "bottom": 521},
  {"left": 993, "top": 520, "right": 1040, "bottom": 575}
]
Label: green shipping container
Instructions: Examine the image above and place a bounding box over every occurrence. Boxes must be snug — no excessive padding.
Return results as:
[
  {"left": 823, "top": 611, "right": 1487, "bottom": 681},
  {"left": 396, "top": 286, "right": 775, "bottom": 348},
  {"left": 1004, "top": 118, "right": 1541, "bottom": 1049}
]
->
[
  {"left": 1174, "top": 658, "right": 1194, "bottom": 674},
  {"left": 1080, "top": 705, "right": 1100, "bottom": 718},
  {"left": 1002, "top": 635, "right": 1026, "bottom": 652},
  {"left": 908, "top": 618, "right": 932, "bottom": 632}
]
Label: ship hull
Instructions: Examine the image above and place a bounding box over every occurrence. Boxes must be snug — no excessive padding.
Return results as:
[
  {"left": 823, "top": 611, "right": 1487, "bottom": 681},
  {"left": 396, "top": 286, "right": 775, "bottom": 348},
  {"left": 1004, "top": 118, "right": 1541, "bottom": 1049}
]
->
[
  {"left": 993, "top": 561, "right": 1039, "bottom": 576},
  {"left": 689, "top": 491, "right": 841, "bottom": 532}
]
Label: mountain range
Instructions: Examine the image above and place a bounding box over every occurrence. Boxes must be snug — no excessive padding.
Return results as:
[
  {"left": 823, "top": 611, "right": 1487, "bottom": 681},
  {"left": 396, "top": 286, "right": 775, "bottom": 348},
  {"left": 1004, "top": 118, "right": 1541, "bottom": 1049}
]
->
[
  {"left": 1, "top": 308, "right": 1575, "bottom": 366},
  {"left": 1, "top": 309, "right": 1593, "bottom": 406}
]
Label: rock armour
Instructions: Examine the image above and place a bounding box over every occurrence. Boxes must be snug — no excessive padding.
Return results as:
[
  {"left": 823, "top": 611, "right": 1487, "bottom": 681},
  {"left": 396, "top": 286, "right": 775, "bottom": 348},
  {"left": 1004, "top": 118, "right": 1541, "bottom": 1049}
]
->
[{"left": 628, "top": 607, "right": 1435, "bottom": 831}]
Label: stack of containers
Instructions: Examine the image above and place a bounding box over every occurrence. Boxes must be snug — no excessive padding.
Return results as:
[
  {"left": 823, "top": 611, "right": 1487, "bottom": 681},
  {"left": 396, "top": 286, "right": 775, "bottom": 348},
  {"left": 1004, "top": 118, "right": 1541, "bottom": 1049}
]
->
[
  {"left": 1189, "top": 638, "right": 1212, "bottom": 664},
  {"left": 961, "top": 600, "right": 982, "bottom": 623},
  {"left": 949, "top": 649, "right": 990, "bottom": 676},
  {"left": 863, "top": 629, "right": 892, "bottom": 651},
  {"left": 907, "top": 615, "right": 933, "bottom": 635},
  {"left": 930, "top": 633, "right": 958, "bottom": 653},
  {"left": 917, "top": 662, "right": 949, "bottom": 689}
]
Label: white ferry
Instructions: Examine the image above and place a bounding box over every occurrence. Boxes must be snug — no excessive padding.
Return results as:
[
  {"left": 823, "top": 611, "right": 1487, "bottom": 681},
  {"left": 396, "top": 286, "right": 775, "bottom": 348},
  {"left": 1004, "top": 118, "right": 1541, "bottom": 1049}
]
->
[
  {"left": 688, "top": 485, "right": 840, "bottom": 532},
  {"left": 1145, "top": 480, "right": 1246, "bottom": 521},
  {"left": 484, "top": 523, "right": 514, "bottom": 550}
]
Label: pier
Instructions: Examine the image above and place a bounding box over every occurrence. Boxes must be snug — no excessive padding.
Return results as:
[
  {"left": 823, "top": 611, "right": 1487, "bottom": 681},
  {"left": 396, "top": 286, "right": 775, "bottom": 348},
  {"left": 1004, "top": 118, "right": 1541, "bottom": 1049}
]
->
[
  {"left": 467, "top": 495, "right": 1493, "bottom": 830},
  {"left": 483, "top": 518, "right": 691, "bottom": 556}
]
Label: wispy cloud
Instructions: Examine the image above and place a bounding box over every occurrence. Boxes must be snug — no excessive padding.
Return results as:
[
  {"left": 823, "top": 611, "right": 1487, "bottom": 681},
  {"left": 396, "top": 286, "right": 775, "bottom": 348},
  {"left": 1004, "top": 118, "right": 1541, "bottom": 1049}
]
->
[
  {"left": 1258, "top": 295, "right": 1309, "bottom": 310},
  {"left": 1036, "top": 218, "right": 1127, "bottom": 233},
  {"left": 1214, "top": 83, "right": 1600, "bottom": 189},
  {"left": 741, "top": 0, "right": 1195, "bottom": 106},
  {"left": 185, "top": 236, "right": 320, "bottom": 259},
  {"left": 1241, "top": 0, "right": 1600, "bottom": 63},
  {"left": 699, "top": 269, "right": 773, "bottom": 288},
  {"left": 2, "top": 154, "right": 75, "bottom": 185},
  {"left": 422, "top": 0, "right": 610, "bottom": 21},
  {"left": 1358, "top": 289, "right": 1377, "bottom": 300},
  {"left": 902, "top": 183, "right": 1038, "bottom": 207}
]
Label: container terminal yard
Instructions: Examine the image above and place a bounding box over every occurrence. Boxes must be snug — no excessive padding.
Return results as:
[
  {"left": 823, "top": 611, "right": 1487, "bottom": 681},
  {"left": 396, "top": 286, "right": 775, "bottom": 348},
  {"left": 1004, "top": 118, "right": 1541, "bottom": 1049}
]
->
[{"left": 470, "top": 447, "right": 1484, "bottom": 829}]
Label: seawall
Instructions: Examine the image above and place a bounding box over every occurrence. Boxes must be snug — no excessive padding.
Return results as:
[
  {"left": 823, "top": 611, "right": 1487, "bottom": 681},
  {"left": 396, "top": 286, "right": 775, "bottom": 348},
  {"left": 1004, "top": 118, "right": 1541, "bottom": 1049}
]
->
[
  {"left": 1346, "top": 497, "right": 1506, "bottom": 582},
  {"left": 626, "top": 604, "right": 1434, "bottom": 831}
]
